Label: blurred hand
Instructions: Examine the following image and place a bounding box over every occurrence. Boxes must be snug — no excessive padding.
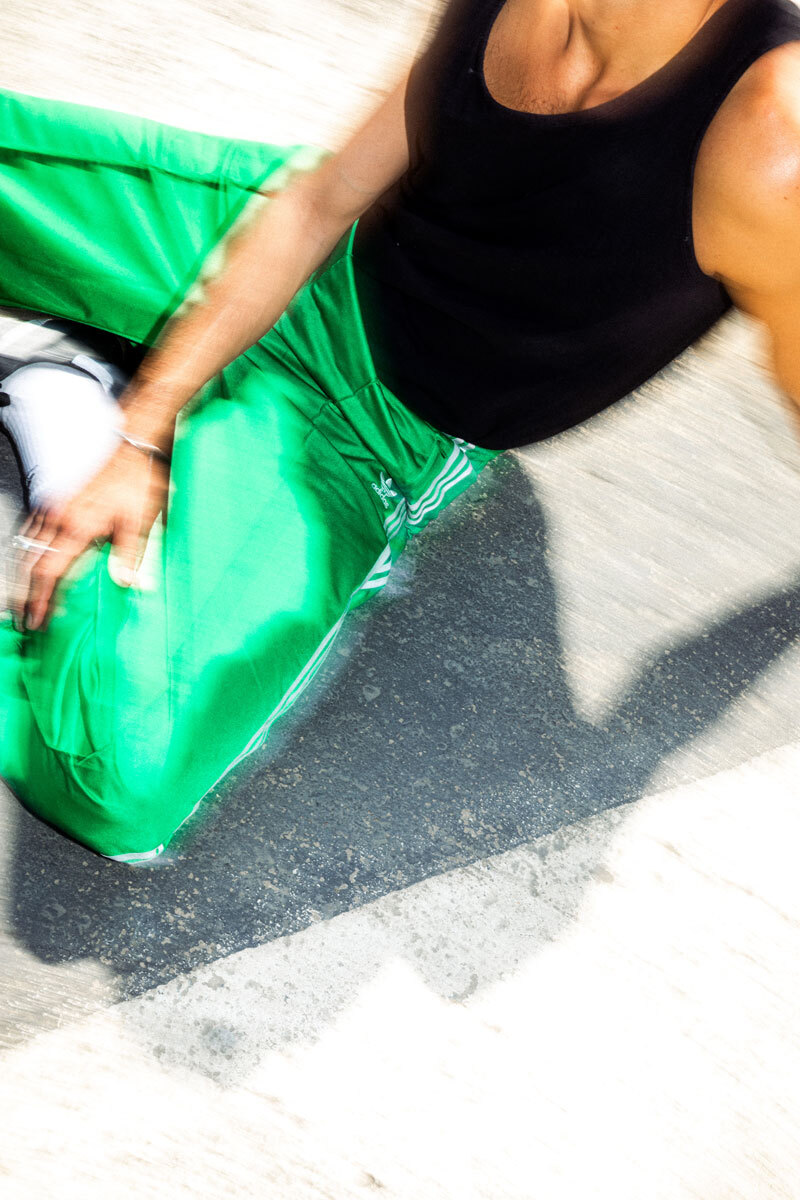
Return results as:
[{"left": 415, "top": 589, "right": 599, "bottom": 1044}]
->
[{"left": 13, "top": 442, "right": 169, "bottom": 632}]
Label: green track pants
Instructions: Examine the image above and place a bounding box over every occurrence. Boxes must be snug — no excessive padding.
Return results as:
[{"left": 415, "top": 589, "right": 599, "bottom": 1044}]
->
[{"left": 0, "top": 90, "right": 498, "bottom": 861}]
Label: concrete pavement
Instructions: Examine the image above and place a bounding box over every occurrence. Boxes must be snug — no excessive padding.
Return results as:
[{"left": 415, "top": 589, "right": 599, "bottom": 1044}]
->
[
  {"left": 1, "top": 1, "right": 800, "bottom": 1195},
  {"left": 3, "top": 743, "right": 800, "bottom": 1198}
]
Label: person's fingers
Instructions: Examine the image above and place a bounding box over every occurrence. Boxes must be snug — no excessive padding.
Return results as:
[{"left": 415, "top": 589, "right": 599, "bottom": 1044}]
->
[
  {"left": 14, "top": 455, "right": 166, "bottom": 622},
  {"left": 22, "top": 504, "right": 66, "bottom": 551},
  {"left": 25, "top": 522, "right": 90, "bottom": 631},
  {"left": 9, "top": 508, "right": 57, "bottom": 627},
  {"left": 18, "top": 511, "right": 37, "bottom": 540},
  {"left": 110, "top": 515, "right": 142, "bottom": 588},
  {"left": 152, "top": 459, "right": 170, "bottom": 529},
  {"left": 17, "top": 506, "right": 49, "bottom": 543},
  {"left": 7, "top": 541, "right": 31, "bottom": 631}
]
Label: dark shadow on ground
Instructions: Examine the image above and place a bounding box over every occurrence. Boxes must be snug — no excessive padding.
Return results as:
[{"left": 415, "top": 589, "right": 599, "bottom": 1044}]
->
[{"left": 4, "top": 449, "right": 800, "bottom": 1003}]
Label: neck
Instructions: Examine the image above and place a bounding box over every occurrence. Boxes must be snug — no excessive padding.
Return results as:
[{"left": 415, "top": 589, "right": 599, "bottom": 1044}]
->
[
  {"left": 483, "top": 0, "right": 736, "bottom": 116},
  {"left": 566, "top": 0, "right": 727, "bottom": 75}
]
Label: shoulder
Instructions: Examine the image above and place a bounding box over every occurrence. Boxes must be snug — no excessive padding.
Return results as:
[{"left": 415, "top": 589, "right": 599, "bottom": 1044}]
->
[{"left": 694, "top": 40, "right": 800, "bottom": 300}]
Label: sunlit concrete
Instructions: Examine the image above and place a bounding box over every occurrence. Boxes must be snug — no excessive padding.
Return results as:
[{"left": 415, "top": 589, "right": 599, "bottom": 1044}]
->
[
  {"left": 2, "top": 741, "right": 800, "bottom": 1198},
  {"left": 1, "top": 1, "right": 800, "bottom": 1197}
]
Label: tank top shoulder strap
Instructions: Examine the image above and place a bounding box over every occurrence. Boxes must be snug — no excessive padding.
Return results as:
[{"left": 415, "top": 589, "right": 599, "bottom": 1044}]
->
[
  {"left": 405, "top": 0, "right": 492, "bottom": 144},
  {"left": 686, "top": 0, "right": 800, "bottom": 108},
  {"left": 750, "top": 0, "right": 800, "bottom": 50},
  {"left": 417, "top": 0, "right": 493, "bottom": 72},
  {"left": 675, "top": 0, "right": 800, "bottom": 210}
]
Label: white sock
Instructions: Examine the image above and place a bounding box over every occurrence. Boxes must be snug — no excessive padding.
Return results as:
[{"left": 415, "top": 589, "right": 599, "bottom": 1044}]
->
[{"left": 0, "top": 356, "right": 127, "bottom": 509}]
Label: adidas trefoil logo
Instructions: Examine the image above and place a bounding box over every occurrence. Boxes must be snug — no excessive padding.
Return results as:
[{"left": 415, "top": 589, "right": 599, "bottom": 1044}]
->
[{"left": 371, "top": 471, "right": 398, "bottom": 509}]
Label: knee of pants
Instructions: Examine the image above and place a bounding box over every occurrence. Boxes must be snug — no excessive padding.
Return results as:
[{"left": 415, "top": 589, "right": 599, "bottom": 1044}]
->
[{"left": 17, "top": 714, "right": 195, "bottom": 862}]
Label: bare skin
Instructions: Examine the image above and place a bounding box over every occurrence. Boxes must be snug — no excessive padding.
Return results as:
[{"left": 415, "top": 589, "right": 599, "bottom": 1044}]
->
[
  {"left": 18, "top": 68, "right": 418, "bottom": 629},
  {"left": 482, "top": 0, "right": 732, "bottom": 114},
  {"left": 16, "top": 0, "right": 800, "bottom": 628}
]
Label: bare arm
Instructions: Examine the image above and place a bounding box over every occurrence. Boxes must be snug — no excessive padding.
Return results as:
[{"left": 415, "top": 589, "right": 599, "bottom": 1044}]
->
[
  {"left": 19, "top": 55, "right": 419, "bottom": 629},
  {"left": 122, "top": 71, "right": 416, "bottom": 451},
  {"left": 693, "top": 43, "right": 800, "bottom": 432}
]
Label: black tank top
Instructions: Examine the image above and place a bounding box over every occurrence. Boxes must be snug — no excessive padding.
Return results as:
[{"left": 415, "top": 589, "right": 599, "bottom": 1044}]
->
[{"left": 351, "top": 0, "right": 800, "bottom": 450}]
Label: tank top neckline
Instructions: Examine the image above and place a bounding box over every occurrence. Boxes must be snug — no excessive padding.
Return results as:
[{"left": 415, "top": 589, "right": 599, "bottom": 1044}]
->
[{"left": 475, "top": 0, "right": 756, "bottom": 125}]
